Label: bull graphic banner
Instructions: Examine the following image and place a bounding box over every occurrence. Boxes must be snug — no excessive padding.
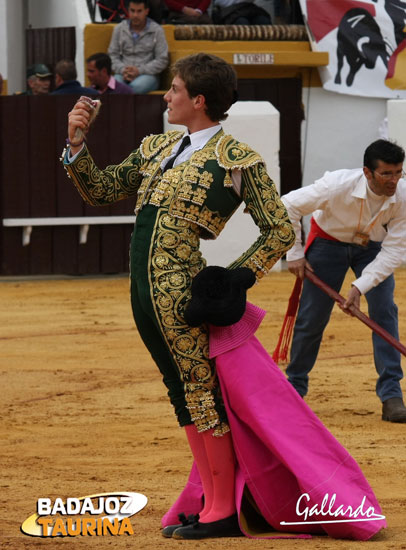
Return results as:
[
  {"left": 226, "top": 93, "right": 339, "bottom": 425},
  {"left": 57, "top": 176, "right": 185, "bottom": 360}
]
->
[{"left": 299, "top": 0, "right": 406, "bottom": 98}]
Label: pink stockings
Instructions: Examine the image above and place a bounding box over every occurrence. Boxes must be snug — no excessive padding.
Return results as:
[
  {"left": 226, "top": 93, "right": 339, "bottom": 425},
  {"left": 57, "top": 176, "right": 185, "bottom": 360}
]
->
[{"left": 184, "top": 424, "right": 236, "bottom": 523}]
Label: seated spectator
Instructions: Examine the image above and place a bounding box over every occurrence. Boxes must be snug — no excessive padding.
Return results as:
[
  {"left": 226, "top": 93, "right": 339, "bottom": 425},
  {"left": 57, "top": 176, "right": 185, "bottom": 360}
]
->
[
  {"left": 213, "top": 0, "right": 271, "bottom": 24},
  {"left": 23, "top": 64, "right": 52, "bottom": 95},
  {"left": 51, "top": 60, "right": 99, "bottom": 95},
  {"left": 108, "top": 0, "right": 169, "bottom": 94},
  {"left": 86, "top": 53, "right": 133, "bottom": 94},
  {"left": 165, "top": 0, "right": 212, "bottom": 24}
]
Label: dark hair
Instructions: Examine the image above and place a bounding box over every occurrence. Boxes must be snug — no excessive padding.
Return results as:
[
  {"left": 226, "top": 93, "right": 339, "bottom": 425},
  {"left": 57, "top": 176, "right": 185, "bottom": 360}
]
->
[
  {"left": 129, "top": 0, "right": 149, "bottom": 8},
  {"left": 55, "top": 59, "right": 77, "bottom": 81},
  {"left": 172, "top": 53, "right": 237, "bottom": 122},
  {"left": 364, "top": 139, "right": 405, "bottom": 170},
  {"left": 86, "top": 52, "right": 112, "bottom": 75}
]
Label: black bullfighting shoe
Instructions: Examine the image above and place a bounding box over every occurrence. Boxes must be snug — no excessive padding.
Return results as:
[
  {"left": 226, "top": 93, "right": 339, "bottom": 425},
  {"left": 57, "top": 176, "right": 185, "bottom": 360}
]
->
[
  {"left": 161, "top": 513, "right": 199, "bottom": 538},
  {"left": 172, "top": 513, "right": 243, "bottom": 539},
  {"left": 382, "top": 397, "right": 406, "bottom": 423}
]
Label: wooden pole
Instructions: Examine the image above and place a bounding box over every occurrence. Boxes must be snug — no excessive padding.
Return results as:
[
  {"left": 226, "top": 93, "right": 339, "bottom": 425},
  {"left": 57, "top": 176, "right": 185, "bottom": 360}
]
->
[{"left": 305, "top": 267, "right": 406, "bottom": 358}]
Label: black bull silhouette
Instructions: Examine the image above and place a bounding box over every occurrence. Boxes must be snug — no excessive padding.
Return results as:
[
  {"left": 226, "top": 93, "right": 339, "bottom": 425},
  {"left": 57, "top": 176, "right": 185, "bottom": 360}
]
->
[{"left": 335, "top": 8, "right": 389, "bottom": 86}]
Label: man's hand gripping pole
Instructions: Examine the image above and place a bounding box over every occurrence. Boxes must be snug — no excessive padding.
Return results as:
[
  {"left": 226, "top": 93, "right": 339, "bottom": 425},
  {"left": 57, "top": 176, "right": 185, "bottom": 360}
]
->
[{"left": 304, "top": 267, "right": 406, "bottom": 357}]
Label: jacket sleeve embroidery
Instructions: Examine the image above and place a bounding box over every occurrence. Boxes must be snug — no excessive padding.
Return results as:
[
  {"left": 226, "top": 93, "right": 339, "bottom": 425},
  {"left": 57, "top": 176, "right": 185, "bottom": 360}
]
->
[
  {"left": 227, "top": 163, "right": 295, "bottom": 279},
  {"left": 62, "top": 144, "right": 143, "bottom": 206}
]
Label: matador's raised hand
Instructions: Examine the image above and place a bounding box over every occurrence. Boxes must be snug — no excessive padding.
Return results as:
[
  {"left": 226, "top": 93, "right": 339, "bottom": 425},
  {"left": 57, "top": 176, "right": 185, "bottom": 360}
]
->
[{"left": 67, "top": 96, "right": 101, "bottom": 154}]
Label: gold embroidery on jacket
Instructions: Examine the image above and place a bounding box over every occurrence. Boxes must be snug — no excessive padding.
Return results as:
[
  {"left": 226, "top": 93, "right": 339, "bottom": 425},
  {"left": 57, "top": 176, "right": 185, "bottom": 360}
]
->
[
  {"left": 216, "top": 134, "right": 263, "bottom": 170},
  {"left": 140, "top": 131, "right": 183, "bottom": 160},
  {"left": 190, "top": 149, "right": 213, "bottom": 168},
  {"left": 148, "top": 211, "right": 228, "bottom": 433},
  {"left": 199, "top": 171, "right": 214, "bottom": 188},
  {"left": 169, "top": 200, "right": 226, "bottom": 237},
  {"left": 183, "top": 165, "right": 200, "bottom": 183},
  {"left": 138, "top": 131, "right": 231, "bottom": 237},
  {"left": 63, "top": 144, "right": 143, "bottom": 206},
  {"left": 63, "top": 131, "right": 295, "bottom": 281},
  {"left": 227, "top": 162, "right": 295, "bottom": 278}
]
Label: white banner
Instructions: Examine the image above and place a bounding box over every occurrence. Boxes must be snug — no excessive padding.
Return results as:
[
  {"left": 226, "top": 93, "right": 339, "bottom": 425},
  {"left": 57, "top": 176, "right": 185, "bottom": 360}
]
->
[{"left": 299, "top": 0, "right": 406, "bottom": 98}]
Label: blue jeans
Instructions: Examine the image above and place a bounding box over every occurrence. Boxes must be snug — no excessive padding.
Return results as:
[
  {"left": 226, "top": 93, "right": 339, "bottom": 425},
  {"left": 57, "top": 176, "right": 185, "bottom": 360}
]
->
[
  {"left": 114, "top": 74, "right": 159, "bottom": 94},
  {"left": 286, "top": 237, "right": 403, "bottom": 402}
]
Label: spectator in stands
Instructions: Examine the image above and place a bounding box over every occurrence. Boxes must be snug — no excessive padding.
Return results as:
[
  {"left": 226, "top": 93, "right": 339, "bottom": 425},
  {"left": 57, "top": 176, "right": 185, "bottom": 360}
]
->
[
  {"left": 51, "top": 60, "right": 99, "bottom": 96},
  {"left": 165, "top": 0, "right": 212, "bottom": 24},
  {"left": 108, "top": 0, "right": 169, "bottom": 94},
  {"left": 86, "top": 53, "right": 133, "bottom": 94},
  {"left": 213, "top": 0, "right": 271, "bottom": 24},
  {"left": 23, "top": 64, "right": 52, "bottom": 95},
  {"left": 0, "top": 73, "right": 3, "bottom": 95}
]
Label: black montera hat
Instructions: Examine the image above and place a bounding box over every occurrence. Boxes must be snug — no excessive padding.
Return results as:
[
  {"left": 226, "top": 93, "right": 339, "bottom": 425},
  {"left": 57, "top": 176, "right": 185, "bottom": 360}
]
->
[{"left": 184, "top": 266, "right": 256, "bottom": 327}]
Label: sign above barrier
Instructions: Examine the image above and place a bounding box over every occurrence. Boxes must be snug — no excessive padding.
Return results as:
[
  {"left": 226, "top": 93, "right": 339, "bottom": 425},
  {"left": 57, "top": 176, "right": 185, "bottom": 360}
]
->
[{"left": 233, "top": 53, "right": 274, "bottom": 65}]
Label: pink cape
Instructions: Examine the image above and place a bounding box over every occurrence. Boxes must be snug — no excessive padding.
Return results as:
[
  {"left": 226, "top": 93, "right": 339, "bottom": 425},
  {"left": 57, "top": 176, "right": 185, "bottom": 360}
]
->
[{"left": 162, "top": 303, "right": 386, "bottom": 540}]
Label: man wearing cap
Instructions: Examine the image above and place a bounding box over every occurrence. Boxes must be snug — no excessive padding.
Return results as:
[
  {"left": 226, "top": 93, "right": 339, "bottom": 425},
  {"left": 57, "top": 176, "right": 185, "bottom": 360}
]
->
[{"left": 24, "top": 64, "right": 52, "bottom": 95}]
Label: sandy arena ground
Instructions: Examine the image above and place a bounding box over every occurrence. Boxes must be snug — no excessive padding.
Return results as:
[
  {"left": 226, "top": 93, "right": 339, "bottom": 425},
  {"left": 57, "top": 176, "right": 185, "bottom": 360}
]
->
[{"left": 1, "top": 268, "right": 406, "bottom": 550}]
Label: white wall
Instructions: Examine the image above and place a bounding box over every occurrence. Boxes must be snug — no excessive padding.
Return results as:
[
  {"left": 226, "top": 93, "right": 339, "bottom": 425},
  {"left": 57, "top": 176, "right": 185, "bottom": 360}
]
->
[
  {"left": 301, "top": 86, "right": 387, "bottom": 187},
  {"left": 387, "top": 100, "right": 406, "bottom": 151},
  {"left": 2, "top": 0, "right": 27, "bottom": 93}
]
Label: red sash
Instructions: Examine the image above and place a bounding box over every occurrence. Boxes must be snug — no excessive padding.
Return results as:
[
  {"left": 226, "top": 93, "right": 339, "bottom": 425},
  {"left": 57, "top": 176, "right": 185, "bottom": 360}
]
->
[
  {"left": 272, "top": 218, "right": 338, "bottom": 363},
  {"left": 305, "top": 217, "right": 339, "bottom": 252}
]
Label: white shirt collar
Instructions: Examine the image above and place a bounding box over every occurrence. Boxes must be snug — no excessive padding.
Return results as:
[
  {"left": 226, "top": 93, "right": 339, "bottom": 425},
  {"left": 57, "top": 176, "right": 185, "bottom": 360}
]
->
[
  {"left": 163, "top": 124, "right": 222, "bottom": 170},
  {"left": 184, "top": 124, "right": 222, "bottom": 151},
  {"left": 351, "top": 173, "right": 368, "bottom": 199}
]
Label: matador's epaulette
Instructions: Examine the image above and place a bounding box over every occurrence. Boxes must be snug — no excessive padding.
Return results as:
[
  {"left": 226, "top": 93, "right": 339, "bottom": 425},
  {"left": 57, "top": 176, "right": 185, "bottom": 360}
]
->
[
  {"left": 215, "top": 134, "right": 263, "bottom": 170},
  {"left": 140, "top": 130, "right": 183, "bottom": 160}
]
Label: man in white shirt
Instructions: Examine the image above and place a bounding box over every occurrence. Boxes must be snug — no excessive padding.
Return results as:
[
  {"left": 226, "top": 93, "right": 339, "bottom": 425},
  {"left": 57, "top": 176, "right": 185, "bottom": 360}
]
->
[{"left": 281, "top": 139, "right": 406, "bottom": 423}]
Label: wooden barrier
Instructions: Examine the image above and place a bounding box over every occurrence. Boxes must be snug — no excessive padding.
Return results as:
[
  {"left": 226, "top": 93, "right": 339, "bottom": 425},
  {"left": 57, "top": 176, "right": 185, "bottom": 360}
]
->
[{"left": 0, "top": 94, "right": 166, "bottom": 276}]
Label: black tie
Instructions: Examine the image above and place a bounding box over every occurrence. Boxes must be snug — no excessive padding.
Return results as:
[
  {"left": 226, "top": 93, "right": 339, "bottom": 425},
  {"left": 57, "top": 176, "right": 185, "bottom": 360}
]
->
[{"left": 163, "top": 135, "right": 191, "bottom": 172}]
